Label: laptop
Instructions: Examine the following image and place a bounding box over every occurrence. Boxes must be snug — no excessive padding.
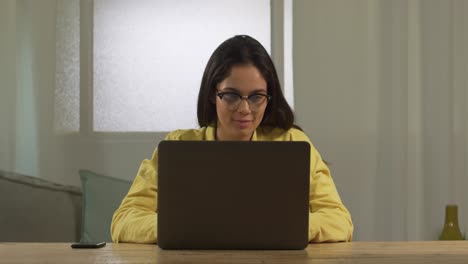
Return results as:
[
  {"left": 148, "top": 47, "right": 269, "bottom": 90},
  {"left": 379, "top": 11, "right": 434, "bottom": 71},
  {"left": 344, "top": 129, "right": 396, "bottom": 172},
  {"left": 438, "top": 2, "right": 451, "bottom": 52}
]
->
[{"left": 157, "top": 140, "right": 310, "bottom": 250}]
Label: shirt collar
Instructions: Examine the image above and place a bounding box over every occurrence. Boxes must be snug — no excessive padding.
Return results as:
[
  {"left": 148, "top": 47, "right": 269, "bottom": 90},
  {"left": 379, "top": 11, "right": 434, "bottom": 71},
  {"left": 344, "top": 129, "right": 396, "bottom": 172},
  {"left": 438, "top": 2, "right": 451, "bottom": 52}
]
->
[
  {"left": 205, "top": 125, "right": 216, "bottom": 141},
  {"left": 251, "top": 129, "right": 258, "bottom": 141}
]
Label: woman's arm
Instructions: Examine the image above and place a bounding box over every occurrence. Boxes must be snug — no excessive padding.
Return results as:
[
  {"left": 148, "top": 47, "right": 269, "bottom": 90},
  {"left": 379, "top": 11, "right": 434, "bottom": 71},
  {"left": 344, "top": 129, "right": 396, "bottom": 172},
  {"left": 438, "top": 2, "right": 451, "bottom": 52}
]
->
[
  {"left": 289, "top": 129, "right": 353, "bottom": 242},
  {"left": 110, "top": 129, "right": 199, "bottom": 243},
  {"left": 111, "top": 150, "right": 159, "bottom": 243},
  {"left": 308, "top": 154, "right": 354, "bottom": 242}
]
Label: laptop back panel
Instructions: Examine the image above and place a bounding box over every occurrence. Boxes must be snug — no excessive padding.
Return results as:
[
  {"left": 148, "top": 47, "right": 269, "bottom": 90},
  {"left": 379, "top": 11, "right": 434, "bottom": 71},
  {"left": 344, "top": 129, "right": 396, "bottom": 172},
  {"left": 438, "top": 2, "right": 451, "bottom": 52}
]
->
[{"left": 157, "top": 141, "right": 310, "bottom": 250}]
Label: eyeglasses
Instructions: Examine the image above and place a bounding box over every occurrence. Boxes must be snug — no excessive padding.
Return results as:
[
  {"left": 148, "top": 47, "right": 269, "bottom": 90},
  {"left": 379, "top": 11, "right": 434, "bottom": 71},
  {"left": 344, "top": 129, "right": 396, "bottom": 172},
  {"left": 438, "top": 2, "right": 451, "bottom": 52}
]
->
[{"left": 216, "top": 91, "right": 271, "bottom": 111}]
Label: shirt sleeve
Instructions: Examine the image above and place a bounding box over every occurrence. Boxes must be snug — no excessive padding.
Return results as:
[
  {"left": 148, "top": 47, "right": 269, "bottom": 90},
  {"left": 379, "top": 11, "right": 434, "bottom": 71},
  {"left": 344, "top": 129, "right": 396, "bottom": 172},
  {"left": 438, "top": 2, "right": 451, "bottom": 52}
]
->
[
  {"left": 110, "top": 148, "right": 159, "bottom": 243},
  {"left": 291, "top": 129, "right": 354, "bottom": 242},
  {"left": 110, "top": 129, "right": 195, "bottom": 243},
  {"left": 308, "top": 156, "right": 354, "bottom": 242}
]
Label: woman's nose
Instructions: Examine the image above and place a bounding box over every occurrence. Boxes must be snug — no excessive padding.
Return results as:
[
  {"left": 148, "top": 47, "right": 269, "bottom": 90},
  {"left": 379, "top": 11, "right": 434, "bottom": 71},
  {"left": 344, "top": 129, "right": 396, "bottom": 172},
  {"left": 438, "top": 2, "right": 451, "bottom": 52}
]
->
[{"left": 237, "top": 98, "right": 252, "bottom": 113}]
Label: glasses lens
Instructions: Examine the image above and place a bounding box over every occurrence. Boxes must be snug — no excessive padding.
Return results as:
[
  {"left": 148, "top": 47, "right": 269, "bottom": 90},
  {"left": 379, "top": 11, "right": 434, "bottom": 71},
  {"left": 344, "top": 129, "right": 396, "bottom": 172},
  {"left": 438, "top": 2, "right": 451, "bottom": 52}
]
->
[
  {"left": 222, "top": 93, "right": 241, "bottom": 104},
  {"left": 248, "top": 94, "right": 267, "bottom": 105},
  {"left": 219, "top": 92, "right": 269, "bottom": 111}
]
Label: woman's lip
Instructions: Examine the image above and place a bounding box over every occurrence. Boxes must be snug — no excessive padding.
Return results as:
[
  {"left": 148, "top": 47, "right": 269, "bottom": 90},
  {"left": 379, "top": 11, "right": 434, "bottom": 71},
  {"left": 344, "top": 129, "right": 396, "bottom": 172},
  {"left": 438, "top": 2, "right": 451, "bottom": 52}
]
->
[{"left": 234, "top": 120, "right": 252, "bottom": 128}]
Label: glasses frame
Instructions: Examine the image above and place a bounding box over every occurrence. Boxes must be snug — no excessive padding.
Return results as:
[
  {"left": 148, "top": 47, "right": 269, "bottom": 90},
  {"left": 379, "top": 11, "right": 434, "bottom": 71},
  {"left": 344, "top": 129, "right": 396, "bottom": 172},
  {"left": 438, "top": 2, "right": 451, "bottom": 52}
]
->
[{"left": 216, "top": 91, "right": 272, "bottom": 111}]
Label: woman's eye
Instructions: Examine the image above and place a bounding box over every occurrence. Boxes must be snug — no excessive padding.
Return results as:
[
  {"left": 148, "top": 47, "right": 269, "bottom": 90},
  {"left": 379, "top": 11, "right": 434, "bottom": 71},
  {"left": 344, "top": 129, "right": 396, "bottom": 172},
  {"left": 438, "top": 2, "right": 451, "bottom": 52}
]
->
[
  {"left": 249, "top": 95, "right": 264, "bottom": 103},
  {"left": 223, "top": 93, "right": 240, "bottom": 103}
]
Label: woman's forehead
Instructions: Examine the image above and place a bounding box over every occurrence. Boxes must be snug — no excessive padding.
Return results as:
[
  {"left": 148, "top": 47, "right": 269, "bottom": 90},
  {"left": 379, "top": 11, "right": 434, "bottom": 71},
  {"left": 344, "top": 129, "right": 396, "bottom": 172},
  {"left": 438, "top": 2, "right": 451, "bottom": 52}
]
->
[
  {"left": 219, "top": 87, "right": 266, "bottom": 94},
  {"left": 219, "top": 65, "right": 267, "bottom": 91}
]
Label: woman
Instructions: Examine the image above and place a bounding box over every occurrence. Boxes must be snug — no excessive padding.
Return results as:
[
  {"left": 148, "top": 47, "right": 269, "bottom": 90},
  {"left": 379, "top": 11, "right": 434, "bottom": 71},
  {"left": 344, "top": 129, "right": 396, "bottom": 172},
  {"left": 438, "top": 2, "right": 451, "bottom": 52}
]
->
[{"left": 111, "top": 35, "right": 353, "bottom": 243}]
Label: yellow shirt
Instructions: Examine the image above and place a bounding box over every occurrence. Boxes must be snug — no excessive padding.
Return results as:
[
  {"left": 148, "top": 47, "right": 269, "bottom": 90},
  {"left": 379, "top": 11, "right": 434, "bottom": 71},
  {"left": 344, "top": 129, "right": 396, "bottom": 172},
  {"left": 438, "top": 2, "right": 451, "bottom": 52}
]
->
[{"left": 111, "top": 125, "right": 353, "bottom": 243}]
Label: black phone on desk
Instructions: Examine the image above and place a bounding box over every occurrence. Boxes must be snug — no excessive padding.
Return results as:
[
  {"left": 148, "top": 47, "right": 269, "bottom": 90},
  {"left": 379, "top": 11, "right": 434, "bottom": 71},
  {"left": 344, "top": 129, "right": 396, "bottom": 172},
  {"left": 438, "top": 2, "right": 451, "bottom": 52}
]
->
[{"left": 70, "top": 241, "right": 106, "bottom": 249}]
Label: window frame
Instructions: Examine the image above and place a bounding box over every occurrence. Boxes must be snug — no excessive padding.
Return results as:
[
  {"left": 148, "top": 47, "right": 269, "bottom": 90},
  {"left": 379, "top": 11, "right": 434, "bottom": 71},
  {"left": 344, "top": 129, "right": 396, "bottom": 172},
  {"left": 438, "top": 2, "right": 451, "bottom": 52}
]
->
[{"left": 77, "top": 0, "right": 292, "bottom": 139}]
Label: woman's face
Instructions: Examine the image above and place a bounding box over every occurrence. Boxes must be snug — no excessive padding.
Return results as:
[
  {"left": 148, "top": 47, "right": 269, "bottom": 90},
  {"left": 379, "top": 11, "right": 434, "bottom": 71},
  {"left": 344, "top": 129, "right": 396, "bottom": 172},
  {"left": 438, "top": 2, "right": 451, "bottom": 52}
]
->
[{"left": 215, "top": 64, "right": 268, "bottom": 141}]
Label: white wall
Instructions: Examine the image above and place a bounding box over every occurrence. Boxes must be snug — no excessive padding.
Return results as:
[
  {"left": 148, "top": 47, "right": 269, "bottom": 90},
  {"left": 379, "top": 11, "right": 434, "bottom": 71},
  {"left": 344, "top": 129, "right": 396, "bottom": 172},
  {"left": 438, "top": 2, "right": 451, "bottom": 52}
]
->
[
  {"left": 293, "top": 0, "right": 468, "bottom": 241},
  {"left": 294, "top": 0, "right": 380, "bottom": 241},
  {"left": 0, "top": 0, "right": 16, "bottom": 173}
]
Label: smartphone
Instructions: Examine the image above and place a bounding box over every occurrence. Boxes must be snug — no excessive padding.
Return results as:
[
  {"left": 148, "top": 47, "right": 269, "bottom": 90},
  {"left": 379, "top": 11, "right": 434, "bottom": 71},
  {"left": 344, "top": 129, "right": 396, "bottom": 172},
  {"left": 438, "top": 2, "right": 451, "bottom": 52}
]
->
[{"left": 70, "top": 241, "right": 106, "bottom": 249}]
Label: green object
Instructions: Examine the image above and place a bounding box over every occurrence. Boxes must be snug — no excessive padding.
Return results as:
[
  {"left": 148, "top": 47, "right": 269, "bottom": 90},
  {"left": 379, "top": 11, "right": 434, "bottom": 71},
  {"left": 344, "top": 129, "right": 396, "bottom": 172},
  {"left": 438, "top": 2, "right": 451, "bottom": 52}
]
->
[
  {"left": 439, "top": 205, "right": 464, "bottom": 240},
  {"left": 78, "top": 170, "right": 132, "bottom": 243}
]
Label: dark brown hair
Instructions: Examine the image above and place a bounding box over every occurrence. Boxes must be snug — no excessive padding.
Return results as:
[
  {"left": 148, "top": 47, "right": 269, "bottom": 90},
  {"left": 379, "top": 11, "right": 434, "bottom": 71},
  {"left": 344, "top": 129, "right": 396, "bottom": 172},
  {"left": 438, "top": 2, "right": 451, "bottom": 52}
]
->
[{"left": 197, "top": 35, "right": 296, "bottom": 130}]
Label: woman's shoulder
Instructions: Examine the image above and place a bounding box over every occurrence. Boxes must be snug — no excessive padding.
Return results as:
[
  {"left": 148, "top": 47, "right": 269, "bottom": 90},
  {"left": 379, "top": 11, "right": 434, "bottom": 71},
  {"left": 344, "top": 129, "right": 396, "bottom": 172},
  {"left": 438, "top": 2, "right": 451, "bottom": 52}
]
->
[{"left": 165, "top": 126, "right": 212, "bottom": 141}]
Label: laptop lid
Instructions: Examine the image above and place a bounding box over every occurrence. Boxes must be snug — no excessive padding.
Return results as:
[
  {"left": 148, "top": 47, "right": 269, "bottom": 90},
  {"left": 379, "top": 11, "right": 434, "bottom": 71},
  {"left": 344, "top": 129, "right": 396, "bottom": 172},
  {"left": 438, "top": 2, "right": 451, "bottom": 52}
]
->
[{"left": 157, "top": 140, "right": 310, "bottom": 250}]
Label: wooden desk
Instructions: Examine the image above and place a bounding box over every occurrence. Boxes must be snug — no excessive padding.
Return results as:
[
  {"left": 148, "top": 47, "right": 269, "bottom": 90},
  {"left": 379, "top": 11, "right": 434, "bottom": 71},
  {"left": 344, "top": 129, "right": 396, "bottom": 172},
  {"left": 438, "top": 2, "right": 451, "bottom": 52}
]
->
[{"left": 1, "top": 241, "right": 468, "bottom": 264}]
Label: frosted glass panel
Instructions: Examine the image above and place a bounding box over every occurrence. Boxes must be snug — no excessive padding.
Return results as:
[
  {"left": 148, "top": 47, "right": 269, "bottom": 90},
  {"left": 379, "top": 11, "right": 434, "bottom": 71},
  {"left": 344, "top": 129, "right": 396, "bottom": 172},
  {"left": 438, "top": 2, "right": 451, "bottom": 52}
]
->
[
  {"left": 94, "top": 0, "right": 270, "bottom": 132},
  {"left": 54, "top": 0, "right": 80, "bottom": 133}
]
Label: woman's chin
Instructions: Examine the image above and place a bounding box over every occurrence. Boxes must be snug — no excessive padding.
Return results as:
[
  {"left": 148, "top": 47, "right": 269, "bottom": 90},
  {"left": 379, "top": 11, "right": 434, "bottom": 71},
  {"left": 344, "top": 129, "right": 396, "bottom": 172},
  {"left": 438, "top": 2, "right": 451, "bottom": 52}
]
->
[{"left": 231, "top": 128, "right": 255, "bottom": 140}]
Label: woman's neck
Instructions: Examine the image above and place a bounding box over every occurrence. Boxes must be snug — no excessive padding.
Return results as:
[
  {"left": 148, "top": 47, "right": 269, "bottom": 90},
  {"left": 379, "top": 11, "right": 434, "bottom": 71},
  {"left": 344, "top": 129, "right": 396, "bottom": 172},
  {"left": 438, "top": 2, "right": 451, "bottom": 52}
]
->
[{"left": 215, "top": 127, "right": 252, "bottom": 141}]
